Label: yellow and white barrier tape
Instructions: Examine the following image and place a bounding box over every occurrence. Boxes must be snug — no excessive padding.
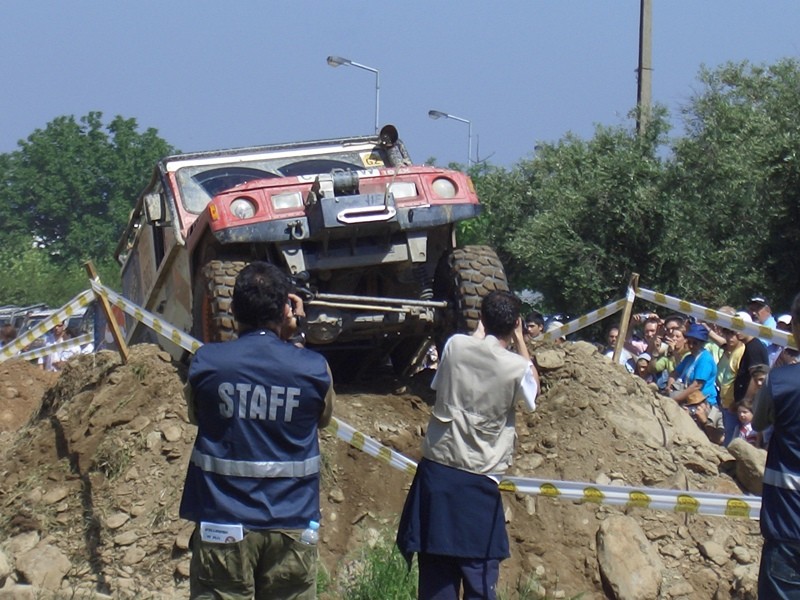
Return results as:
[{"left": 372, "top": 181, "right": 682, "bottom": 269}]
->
[
  {"left": 327, "top": 417, "right": 418, "bottom": 476},
  {"left": 89, "top": 281, "right": 203, "bottom": 355},
  {"left": 496, "top": 476, "right": 759, "bottom": 520},
  {"left": 636, "top": 287, "right": 796, "bottom": 349},
  {"left": 16, "top": 334, "right": 93, "bottom": 362},
  {"left": 326, "top": 417, "right": 761, "bottom": 520},
  {"left": 542, "top": 298, "right": 627, "bottom": 342},
  {"left": 0, "top": 290, "right": 95, "bottom": 363}
]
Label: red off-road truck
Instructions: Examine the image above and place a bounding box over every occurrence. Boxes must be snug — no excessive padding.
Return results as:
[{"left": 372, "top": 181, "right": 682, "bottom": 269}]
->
[{"left": 116, "top": 126, "right": 507, "bottom": 378}]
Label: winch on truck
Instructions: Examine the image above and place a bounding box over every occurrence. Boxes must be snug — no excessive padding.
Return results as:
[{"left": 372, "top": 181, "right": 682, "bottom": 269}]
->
[{"left": 115, "top": 125, "right": 508, "bottom": 379}]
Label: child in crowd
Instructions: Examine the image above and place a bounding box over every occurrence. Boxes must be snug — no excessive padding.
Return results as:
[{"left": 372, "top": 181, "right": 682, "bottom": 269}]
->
[
  {"left": 737, "top": 397, "right": 760, "bottom": 447},
  {"left": 635, "top": 353, "right": 654, "bottom": 383}
]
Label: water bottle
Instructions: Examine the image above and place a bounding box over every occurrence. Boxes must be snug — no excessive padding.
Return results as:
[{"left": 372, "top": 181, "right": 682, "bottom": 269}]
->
[{"left": 299, "top": 520, "right": 319, "bottom": 545}]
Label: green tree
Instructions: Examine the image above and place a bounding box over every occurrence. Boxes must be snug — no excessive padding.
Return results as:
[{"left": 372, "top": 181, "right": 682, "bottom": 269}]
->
[
  {"left": 469, "top": 59, "right": 800, "bottom": 317},
  {"left": 0, "top": 112, "right": 174, "bottom": 305},
  {"left": 472, "top": 110, "right": 670, "bottom": 317},
  {"left": 665, "top": 59, "right": 800, "bottom": 309}
]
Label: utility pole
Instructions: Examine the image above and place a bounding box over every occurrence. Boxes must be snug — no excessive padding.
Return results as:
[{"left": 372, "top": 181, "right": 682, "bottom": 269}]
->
[{"left": 636, "top": 0, "right": 653, "bottom": 135}]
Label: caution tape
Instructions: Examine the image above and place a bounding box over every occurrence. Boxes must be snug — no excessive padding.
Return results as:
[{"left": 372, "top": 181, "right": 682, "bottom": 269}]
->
[
  {"left": 16, "top": 334, "right": 93, "bottom": 362},
  {"left": 89, "top": 281, "right": 203, "bottom": 356},
  {"left": 496, "top": 476, "right": 760, "bottom": 520},
  {"left": 0, "top": 290, "right": 95, "bottom": 363},
  {"left": 542, "top": 298, "right": 627, "bottom": 342},
  {"left": 327, "top": 417, "right": 761, "bottom": 520},
  {"left": 636, "top": 287, "right": 796, "bottom": 349},
  {"left": 327, "top": 417, "right": 418, "bottom": 476}
]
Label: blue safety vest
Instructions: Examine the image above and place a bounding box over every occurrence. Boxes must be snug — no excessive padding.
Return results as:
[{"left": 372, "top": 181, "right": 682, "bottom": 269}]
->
[
  {"left": 179, "top": 329, "right": 331, "bottom": 530},
  {"left": 761, "top": 363, "right": 800, "bottom": 543}
]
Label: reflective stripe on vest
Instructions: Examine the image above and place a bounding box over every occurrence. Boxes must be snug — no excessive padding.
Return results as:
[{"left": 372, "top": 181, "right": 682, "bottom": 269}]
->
[
  {"left": 764, "top": 466, "right": 800, "bottom": 491},
  {"left": 191, "top": 449, "right": 320, "bottom": 478}
]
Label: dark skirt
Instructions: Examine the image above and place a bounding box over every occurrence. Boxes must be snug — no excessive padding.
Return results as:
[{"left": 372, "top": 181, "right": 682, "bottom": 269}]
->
[{"left": 396, "top": 458, "right": 509, "bottom": 565}]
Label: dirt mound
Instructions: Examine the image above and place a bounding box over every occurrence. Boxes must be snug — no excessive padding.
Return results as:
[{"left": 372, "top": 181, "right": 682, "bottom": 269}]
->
[{"left": 0, "top": 342, "right": 762, "bottom": 599}]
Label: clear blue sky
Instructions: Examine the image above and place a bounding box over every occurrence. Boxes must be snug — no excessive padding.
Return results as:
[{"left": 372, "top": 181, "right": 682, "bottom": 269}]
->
[{"left": 2, "top": 2, "right": 799, "bottom": 167}]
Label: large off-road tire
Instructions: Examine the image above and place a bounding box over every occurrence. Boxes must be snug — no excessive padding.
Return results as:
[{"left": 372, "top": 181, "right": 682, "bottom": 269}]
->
[
  {"left": 191, "top": 260, "right": 247, "bottom": 343},
  {"left": 434, "top": 245, "right": 509, "bottom": 343}
]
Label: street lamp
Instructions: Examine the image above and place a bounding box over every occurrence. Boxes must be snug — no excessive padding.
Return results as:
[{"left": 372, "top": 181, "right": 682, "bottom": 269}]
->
[
  {"left": 327, "top": 55, "right": 380, "bottom": 133},
  {"left": 428, "top": 110, "right": 472, "bottom": 167}
]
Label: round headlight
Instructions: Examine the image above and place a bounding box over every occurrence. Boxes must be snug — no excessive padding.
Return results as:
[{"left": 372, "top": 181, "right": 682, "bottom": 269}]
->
[
  {"left": 230, "top": 198, "right": 256, "bottom": 219},
  {"left": 431, "top": 178, "right": 457, "bottom": 199}
]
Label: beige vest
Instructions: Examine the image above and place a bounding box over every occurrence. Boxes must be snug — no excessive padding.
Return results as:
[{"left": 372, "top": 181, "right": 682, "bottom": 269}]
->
[{"left": 423, "top": 334, "right": 531, "bottom": 474}]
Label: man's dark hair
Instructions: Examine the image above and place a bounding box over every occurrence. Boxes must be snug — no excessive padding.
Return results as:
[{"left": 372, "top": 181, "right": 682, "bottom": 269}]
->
[
  {"left": 232, "top": 262, "right": 290, "bottom": 330},
  {"left": 663, "top": 314, "right": 686, "bottom": 327},
  {"left": 0, "top": 324, "right": 16, "bottom": 343},
  {"left": 525, "top": 311, "right": 544, "bottom": 328},
  {"left": 481, "top": 291, "right": 521, "bottom": 337}
]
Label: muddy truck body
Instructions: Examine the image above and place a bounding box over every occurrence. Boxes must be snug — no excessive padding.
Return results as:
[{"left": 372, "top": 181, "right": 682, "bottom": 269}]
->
[{"left": 115, "top": 126, "right": 507, "bottom": 378}]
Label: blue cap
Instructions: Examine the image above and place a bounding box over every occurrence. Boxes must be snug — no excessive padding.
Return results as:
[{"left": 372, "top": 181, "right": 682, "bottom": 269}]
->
[{"left": 685, "top": 323, "right": 709, "bottom": 343}]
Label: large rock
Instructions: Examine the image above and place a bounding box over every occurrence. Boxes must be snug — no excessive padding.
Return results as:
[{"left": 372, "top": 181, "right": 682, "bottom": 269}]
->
[
  {"left": 597, "top": 515, "right": 663, "bottom": 600},
  {"left": 0, "top": 547, "right": 11, "bottom": 585},
  {"left": 727, "top": 437, "right": 767, "bottom": 495},
  {"left": 15, "top": 543, "right": 71, "bottom": 590}
]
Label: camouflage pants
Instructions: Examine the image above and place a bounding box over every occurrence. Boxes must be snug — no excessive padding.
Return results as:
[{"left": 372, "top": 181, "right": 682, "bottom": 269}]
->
[{"left": 190, "top": 528, "right": 317, "bottom": 600}]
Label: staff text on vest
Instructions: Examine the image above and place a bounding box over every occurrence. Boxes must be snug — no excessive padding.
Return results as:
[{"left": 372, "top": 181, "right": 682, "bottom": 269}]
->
[{"left": 217, "top": 383, "right": 301, "bottom": 421}]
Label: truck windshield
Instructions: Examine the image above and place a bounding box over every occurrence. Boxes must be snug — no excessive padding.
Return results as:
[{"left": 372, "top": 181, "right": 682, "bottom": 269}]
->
[{"left": 173, "top": 146, "right": 387, "bottom": 213}]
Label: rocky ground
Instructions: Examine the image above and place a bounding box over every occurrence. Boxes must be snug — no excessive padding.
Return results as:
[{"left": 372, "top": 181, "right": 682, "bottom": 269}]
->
[{"left": 0, "top": 340, "right": 767, "bottom": 599}]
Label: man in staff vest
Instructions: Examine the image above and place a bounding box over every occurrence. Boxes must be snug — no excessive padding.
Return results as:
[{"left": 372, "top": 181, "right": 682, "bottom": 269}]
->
[
  {"left": 754, "top": 291, "right": 800, "bottom": 597},
  {"left": 180, "top": 261, "right": 334, "bottom": 600}
]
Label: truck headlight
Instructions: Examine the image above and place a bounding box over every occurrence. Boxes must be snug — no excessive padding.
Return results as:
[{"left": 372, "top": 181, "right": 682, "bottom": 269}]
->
[
  {"left": 271, "top": 191, "right": 304, "bottom": 210},
  {"left": 230, "top": 198, "right": 256, "bottom": 219},
  {"left": 388, "top": 182, "right": 417, "bottom": 199},
  {"left": 432, "top": 178, "right": 457, "bottom": 199}
]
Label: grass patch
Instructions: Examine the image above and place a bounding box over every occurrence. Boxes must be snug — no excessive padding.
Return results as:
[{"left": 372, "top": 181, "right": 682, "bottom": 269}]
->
[
  {"left": 335, "top": 531, "right": 417, "bottom": 600},
  {"left": 91, "top": 437, "right": 133, "bottom": 481}
]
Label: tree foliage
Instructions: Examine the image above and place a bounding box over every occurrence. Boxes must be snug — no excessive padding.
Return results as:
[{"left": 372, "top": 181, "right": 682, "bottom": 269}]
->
[
  {"left": 472, "top": 110, "right": 669, "bottom": 316},
  {"left": 665, "top": 59, "right": 800, "bottom": 309},
  {"left": 0, "top": 112, "right": 174, "bottom": 305},
  {"left": 469, "top": 58, "right": 800, "bottom": 317}
]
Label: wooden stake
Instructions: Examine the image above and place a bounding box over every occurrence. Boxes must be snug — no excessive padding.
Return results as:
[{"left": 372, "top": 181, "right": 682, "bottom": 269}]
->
[{"left": 84, "top": 261, "right": 129, "bottom": 364}]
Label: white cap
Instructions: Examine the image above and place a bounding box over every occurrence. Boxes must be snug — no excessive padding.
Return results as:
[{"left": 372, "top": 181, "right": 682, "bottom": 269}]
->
[
  {"left": 778, "top": 314, "right": 792, "bottom": 325},
  {"left": 734, "top": 311, "right": 753, "bottom": 323},
  {"left": 545, "top": 320, "right": 564, "bottom": 333},
  {"left": 637, "top": 352, "right": 652, "bottom": 362}
]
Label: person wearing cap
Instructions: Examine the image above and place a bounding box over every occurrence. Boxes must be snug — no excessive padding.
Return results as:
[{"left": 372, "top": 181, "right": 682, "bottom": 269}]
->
[
  {"left": 545, "top": 319, "right": 566, "bottom": 344},
  {"left": 753, "top": 291, "right": 800, "bottom": 597},
  {"left": 733, "top": 311, "right": 769, "bottom": 416},
  {"left": 666, "top": 323, "right": 721, "bottom": 441},
  {"left": 682, "top": 389, "right": 721, "bottom": 440},
  {"left": 634, "top": 352, "right": 654, "bottom": 383},
  {"left": 718, "top": 321, "right": 746, "bottom": 446},
  {"left": 748, "top": 295, "right": 777, "bottom": 347},
  {"left": 768, "top": 314, "right": 794, "bottom": 367}
]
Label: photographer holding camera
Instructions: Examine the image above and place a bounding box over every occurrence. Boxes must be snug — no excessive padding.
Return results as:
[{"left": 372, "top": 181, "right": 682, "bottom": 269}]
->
[
  {"left": 396, "top": 290, "right": 540, "bottom": 599},
  {"left": 180, "top": 261, "right": 334, "bottom": 600}
]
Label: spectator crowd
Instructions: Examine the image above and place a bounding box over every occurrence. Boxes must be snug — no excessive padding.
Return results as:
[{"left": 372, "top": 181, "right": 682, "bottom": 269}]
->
[{"left": 526, "top": 295, "right": 798, "bottom": 450}]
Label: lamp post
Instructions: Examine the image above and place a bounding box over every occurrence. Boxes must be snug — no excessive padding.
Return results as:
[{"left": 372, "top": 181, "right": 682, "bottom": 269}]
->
[
  {"left": 327, "top": 55, "right": 380, "bottom": 133},
  {"left": 428, "top": 110, "right": 472, "bottom": 167}
]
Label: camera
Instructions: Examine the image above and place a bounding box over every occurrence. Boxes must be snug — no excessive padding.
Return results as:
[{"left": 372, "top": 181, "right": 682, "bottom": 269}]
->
[
  {"left": 288, "top": 272, "right": 315, "bottom": 302},
  {"left": 688, "top": 405, "right": 698, "bottom": 417}
]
